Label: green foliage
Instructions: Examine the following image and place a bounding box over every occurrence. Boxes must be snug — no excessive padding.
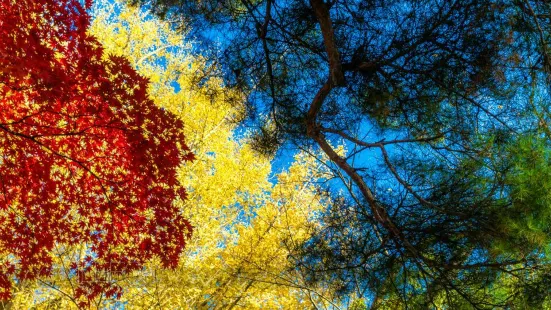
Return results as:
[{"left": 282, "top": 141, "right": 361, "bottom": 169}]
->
[
  {"left": 350, "top": 298, "right": 368, "bottom": 310},
  {"left": 498, "top": 135, "right": 551, "bottom": 251}
]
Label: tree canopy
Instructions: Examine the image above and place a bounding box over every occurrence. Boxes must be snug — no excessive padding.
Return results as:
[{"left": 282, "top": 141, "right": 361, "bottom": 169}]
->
[
  {"left": 130, "top": 0, "right": 551, "bottom": 308},
  {"left": 5, "top": 2, "right": 340, "bottom": 308},
  {"left": 5, "top": 0, "right": 551, "bottom": 308},
  {"left": 0, "top": 0, "right": 193, "bottom": 305}
]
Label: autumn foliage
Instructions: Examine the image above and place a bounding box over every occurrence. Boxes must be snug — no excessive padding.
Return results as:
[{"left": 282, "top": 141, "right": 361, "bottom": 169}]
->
[{"left": 0, "top": 0, "right": 193, "bottom": 301}]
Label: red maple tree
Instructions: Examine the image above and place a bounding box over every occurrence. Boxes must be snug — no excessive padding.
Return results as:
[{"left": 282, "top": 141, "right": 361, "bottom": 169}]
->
[{"left": 0, "top": 0, "right": 193, "bottom": 302}]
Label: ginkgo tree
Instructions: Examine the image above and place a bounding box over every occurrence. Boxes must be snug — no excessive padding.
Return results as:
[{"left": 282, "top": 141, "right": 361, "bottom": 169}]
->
[
  {"left": 0, "top": 0, "right": 193, "bottom": 306},
  {"left": 7, "top": 1, "right": 351, "bottom": 309}
]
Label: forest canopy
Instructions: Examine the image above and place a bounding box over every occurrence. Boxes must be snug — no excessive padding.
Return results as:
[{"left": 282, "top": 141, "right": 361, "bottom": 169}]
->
[
  {"left": 3, "top": 0, "right": 551, "bottom": 309},
  {"left": 128, "top": 0, "right": 551, "bottom": 308}
]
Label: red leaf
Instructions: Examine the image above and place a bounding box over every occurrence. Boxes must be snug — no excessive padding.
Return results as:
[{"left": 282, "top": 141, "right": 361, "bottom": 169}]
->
[{"left": 0, "top": 0, "right": 193, "bottom": 301}]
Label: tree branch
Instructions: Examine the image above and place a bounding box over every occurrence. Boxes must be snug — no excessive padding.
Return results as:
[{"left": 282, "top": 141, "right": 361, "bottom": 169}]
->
[{"left": 309, "top": 0, "right": 345, "bottom": 86}]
